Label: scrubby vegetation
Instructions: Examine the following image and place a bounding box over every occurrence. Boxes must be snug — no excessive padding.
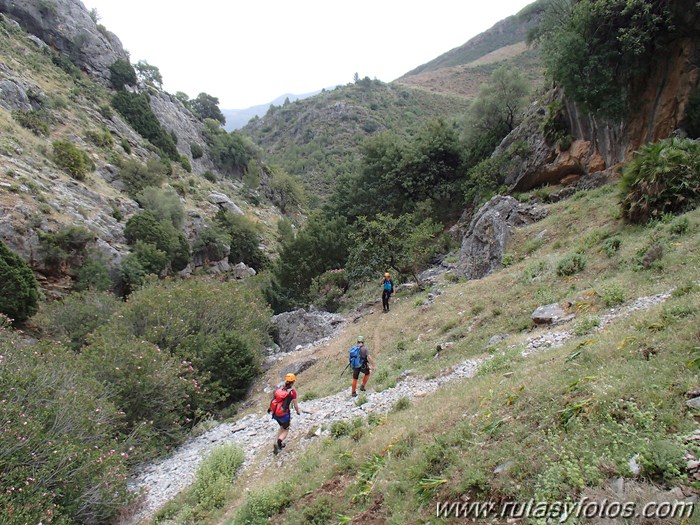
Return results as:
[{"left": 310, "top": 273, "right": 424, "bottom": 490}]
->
[{"left": 0, "top": 241, "right": 39, "bottom": 324}]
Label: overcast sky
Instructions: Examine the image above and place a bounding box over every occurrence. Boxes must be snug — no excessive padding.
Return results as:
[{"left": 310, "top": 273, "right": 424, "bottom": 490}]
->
[{"left": 82, "top": 0, "right": 535, "bottom": 109}]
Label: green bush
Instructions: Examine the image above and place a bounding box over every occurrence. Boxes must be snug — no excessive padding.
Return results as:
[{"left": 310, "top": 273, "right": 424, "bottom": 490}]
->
[
  {"left": 135, "top": 187, "right": 184, "bottom": 228},
  {"left": 81, "top": 329, "right": 199, "bottom": 455},
  {"left": 118, "top": 158, "right": 166, "bottom": 197},
  {"left": 111, "top": 91, "right": 178, "bottom": 159},
  {"left": 0, "top": 240, "right": 39, "bottom": 323},
  {"left": 33, "top": 290, "right": 120, "bottom": 351},
  {"left": 556, "top": 253, "right": 586, "bottom": 277},
  {"left": 195, "top": 331, "right": 261, "bottom": 404},
  {"left": 39, "top": 225, "right": 94, "bottom": 274},
  {"left": 0, "top": 330, "right": 133, "bottom": 524},
  {"left": 85, "top": 128, "right": 113, "bottom": 148},
  {"left": 193, "top": 224, "right": 231, "bottom": 262},
  {"left": 620, "top": 137, "right": 700, "bottom": 224},
  {"left": 180, "top": 155, "right": 192, "bottom": 172},
  {"left": 12, "top": 109, "right": 50, "bottom": 135},
  {"left": 190, "top": 143, "right": 204, "bottom": 159},
  {"left": 75, "top": 256, "right": 113, "bottom": 292},
  {"left": 309, "top": 268, "right": 349, "bottom": 312},
  {"left": 131, "top": 240, "right": 169, "bottom": 276},
  {"left": 52, "top": 139, "right": 91, "bottom": 180},
  {"left": 124, "top": 211, "right": 177, "bottom": 254},
  {"left": 118, "top": 253, "right": 147, "bottom": 296},
  {"left": 202, "top": 120, "right": 251, "bottom": 176},
  {"left": 102, "top": 278, "right": 270, "bottom": 411},
  {"left": 109, "top": 58, "right": 137, "bottom": 90},
  {"left": 213, "top": 209, "right": 269, "bottom": 270}
]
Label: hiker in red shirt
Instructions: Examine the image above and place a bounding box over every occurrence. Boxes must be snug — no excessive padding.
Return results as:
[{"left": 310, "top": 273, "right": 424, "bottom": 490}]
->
[{"left": 268, "top": 373, "right": 301, "bottom": 454}]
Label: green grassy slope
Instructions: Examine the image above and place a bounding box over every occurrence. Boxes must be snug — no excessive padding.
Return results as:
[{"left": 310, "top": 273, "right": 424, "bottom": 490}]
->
[{"left": 220, "top": 182, "right": 700, "bottom": 524}]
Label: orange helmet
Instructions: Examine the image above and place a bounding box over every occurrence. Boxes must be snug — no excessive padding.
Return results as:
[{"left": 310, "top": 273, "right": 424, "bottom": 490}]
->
[
  {"left": 384, "top": 272, "right": 390, "bottom": 277},
  {"left": 285, "top": 373, "right": 296, "bottom": 382}
]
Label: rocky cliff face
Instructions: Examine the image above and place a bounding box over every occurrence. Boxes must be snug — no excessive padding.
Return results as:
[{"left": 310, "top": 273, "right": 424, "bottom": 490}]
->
[
  {"left": 0, "top": 0, "right": 128, "bottom": 85},
  {"left": 496, "top": 1, "right": 700, "bottom": 193}
]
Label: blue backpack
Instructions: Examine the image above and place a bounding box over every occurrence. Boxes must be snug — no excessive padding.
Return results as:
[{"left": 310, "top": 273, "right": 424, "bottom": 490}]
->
[
  {"left": 383, "top": 279, "right": 392, "bottom": 291},
  {"left": 349, "top": 345, "right": 362, "bottom": 368}
]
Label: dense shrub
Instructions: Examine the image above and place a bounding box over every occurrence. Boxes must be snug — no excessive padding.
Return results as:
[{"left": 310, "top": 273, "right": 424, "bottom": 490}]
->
[
  {"left": 33, "top": 290, "right": 120, "bottom": 351},
  {"left": 202, "top": 119, "right": 250, "bottom": 176},
  {"left": 118, "top": 158, "right": 167, "bottom": 197},
  {"left": 39, "top": 225, "right": 93, "bottom": 274},
  {"left": 620, "top": 137, "right": 700, "bottom": 224},
  {"left": 309, "top": 269, "right": 349, "bottom": 312},
  {"left": 12, "top": 109, "right": 50, "bottom": 135},
  {"left": 100, "top": 278, "right": 270, "bottom": 412},
  {"left": 111, "top": 91, "right": 178, "bottom": 159},
  {"left": 193, "top": 224, "right": 231, "bottom": 262},
  {"left": 85, "top": 128, "right": 114, "bottom": 148},
  {"left": 52, "top": 139, "right": 91, "bottom": 180},
  {"left": 109, "top": 58, "right": 137, "bottom": 90},
  {"left": 81, "top": 329, "right": 200, "bottom": 455},
  {"left": 118, "top": 253, "right": 147, "bottom": 295},
  {"left": 0, "top": 240, "right": 39, "bottom": 323},
  {"left": 180, "top": 155, "right": 192, "bottom": 172},
  {"left": 75, "top": 256, "right": 113, "bottom": 292},
  {"left": 115, "top": 278, "right": 268, "bottom": 354},
  {"left": 131, "top": 240, "right": 169, "bottom": 276},
  {"left": 214, "top": 209, "right": 269, "bottom": 270},
  {"left": 268, "top": 167, "right": 307, "bottom": 213},
  {"left": 556, "top": 253, "right": 586, "bottom": 277},
  {"left": 0, "top": 330, "right": 133, "bottom": 524},
  {"left": 190, "top": 143, "right": 204, "bottom": 159},
  {"left": 124, "top": 211, "right": 176, "bottom": 254},
  {"left": 135, "top": 187, "right": 185, "bottom": 228}
]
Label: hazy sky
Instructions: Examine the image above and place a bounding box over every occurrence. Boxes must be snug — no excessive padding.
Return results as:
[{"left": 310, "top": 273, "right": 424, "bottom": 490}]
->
[{"left": 82, "top": 0, "right": 535, "bottom": 109}]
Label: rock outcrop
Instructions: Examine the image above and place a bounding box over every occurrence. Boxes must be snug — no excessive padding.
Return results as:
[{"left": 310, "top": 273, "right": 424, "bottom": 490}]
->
[
  {"left": 457, "top": 195, "right": 547, "bottom": 280},
  {"left": 497, "top": 0, "right": 700, "bottom": 192},
  {"left": 270, "top": 308, "right": 345, "bottom": 353},
  {"left": 0, "top": 0, "right": 128, "bottom": 85}
]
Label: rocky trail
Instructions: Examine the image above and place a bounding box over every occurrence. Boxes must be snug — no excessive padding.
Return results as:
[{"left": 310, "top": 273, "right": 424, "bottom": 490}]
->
[{"left": 120, "top": 288, "right": 675, "bottom": 525}]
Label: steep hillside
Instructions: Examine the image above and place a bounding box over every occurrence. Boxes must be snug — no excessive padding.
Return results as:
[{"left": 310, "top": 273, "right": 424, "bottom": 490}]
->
[
  {"left": 240, "top": 80, "right": 471, "bottom": 201},
  {"left": 396, "top": 1, "right": 545, "bottom": 98},
  {"left": 0, "top": 5, "right": 287, "bottom": 299}
]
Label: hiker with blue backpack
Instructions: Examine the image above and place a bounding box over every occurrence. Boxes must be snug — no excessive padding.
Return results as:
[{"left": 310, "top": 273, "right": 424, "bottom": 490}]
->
[
  {"left": 350, "top": 336, "right": 375, "bottom": 397},
  {"left": 381, "top": 272, "right": 394, "bottom": 312},
  {"left": 268, "top": 373, "right": 301, "bottom": 455}
]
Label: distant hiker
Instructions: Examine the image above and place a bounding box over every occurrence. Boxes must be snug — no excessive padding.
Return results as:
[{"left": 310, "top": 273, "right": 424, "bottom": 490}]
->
[
  {"left": 381, "top": 272, "right": 394, "bottom": 312},
  {"left": 268, "top": 373, "right": 301, "bottom": 455},
  {"left": 350, "top": 336, "right": 375, "bottom": 397}
]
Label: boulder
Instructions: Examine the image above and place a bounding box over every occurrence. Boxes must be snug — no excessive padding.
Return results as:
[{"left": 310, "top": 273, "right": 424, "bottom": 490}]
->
[
  {"left": 271, "top": 308, "right": 344, "bottom": 353},
  {"left": 457, "top": 195, "right": 547, "bottom": 280}
]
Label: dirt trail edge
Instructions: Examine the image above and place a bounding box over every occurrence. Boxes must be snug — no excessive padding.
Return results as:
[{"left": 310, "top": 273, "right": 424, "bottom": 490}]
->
[{"left": 120, "top": 289, "right": 672, "bottom": 525}]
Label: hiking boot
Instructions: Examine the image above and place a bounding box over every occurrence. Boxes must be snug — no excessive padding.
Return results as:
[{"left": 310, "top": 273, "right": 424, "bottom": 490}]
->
[
  {"left": 360, "top": 385, "right": 366, "bottom": 392},
  {"left": 351, "top": 391, "right": 357, "bottom": 397},
  {"left": 279, "top": 442, "right": 286, "bottom": 449},
  {"left": 273, "top": 442, "right": 279, "bottom": 455}
]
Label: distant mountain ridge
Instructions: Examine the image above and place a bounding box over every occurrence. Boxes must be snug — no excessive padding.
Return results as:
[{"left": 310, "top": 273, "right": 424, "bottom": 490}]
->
[{"left": 222, "top": 89, "right": 325, "bottom": 131}]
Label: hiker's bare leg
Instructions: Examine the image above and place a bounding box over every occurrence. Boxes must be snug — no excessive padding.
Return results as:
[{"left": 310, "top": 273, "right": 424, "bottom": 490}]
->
[{"left": 277, "top": 427, "right": 289, "bottom": 443}]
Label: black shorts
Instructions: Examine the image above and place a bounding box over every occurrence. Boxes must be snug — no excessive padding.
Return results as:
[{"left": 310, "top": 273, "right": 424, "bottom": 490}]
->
[{"left": 352, "top": 366, "right": 370, "bottom": 379}]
